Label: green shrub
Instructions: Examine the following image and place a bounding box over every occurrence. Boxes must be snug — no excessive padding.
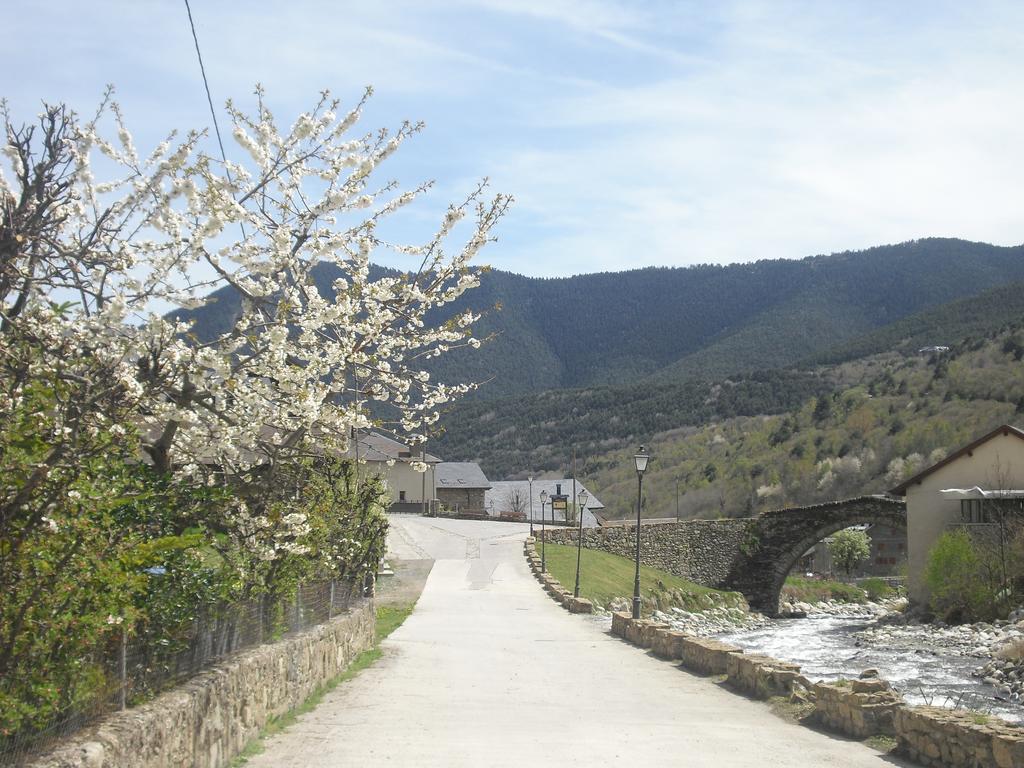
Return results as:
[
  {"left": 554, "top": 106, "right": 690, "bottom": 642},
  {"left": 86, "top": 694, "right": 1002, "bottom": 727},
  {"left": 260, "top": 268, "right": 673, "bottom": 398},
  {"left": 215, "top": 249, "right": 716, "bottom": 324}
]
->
[
  {"left": 782, "top": 576, "right": 867, "bottom": 604},
  {"left": 860, "top": 578, "right": 895, "bottom": 602},
  {"left": 924, "top": 530, "right": 997, "bottom": 623}
]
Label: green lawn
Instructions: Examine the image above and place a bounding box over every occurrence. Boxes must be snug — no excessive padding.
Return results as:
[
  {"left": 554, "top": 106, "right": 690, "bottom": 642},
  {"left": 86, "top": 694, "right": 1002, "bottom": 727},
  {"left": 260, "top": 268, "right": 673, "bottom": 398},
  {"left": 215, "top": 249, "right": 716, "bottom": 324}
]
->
[{"left": 537, "top": 541, "right": 745, "bottom": 613}]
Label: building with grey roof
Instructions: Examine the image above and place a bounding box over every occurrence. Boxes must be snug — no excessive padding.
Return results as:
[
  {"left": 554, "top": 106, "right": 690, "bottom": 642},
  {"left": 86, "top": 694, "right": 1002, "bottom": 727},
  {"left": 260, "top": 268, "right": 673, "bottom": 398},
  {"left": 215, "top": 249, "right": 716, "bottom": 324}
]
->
[
  {"left": 435, "top": 462, "right": 491, "bottom": 515},
  {"left": 485, "top": 479, "right": 605, "bottom": 528}
]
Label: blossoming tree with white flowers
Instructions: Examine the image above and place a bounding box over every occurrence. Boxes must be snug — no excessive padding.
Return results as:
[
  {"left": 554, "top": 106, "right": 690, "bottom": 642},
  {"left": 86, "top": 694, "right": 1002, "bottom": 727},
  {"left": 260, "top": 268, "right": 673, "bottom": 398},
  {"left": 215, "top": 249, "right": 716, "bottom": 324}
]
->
[{"left": 0, "top": 86, "right": 506, "bottom": 738}]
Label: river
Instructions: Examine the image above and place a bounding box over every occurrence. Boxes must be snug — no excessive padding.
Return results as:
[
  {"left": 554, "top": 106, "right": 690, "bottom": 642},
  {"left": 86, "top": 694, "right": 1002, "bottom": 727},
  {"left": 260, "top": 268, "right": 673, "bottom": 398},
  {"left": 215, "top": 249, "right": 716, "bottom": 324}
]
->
[{"left": 719, "top": 613, "right": 1024, "bottom": 723}]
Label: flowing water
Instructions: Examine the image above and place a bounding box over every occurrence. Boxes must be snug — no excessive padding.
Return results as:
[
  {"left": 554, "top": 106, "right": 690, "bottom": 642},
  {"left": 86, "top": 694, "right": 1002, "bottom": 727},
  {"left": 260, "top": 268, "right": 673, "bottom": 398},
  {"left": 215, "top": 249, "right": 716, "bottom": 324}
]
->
[{"left": 719, "top": 614, "right": 1024, "bottom": 723}]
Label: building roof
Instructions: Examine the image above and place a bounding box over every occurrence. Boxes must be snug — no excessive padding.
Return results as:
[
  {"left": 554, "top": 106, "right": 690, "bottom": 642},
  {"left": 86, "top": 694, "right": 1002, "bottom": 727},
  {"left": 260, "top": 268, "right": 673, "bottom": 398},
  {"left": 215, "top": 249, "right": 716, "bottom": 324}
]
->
[
  {"left": 435, "top": 462, "right": 491, "bottom": 489},
  {"left": 484, "top": 479, "right": 605, "bottom": 528},
  {"left": 939, "top": 487, "right": 1024, "bottom": 499},
  {"left": 343, "top": 431, "right": 441, "bottom": 464},
  {"left": 889, "top": 424, "right": 1024, "bottom": 495}
]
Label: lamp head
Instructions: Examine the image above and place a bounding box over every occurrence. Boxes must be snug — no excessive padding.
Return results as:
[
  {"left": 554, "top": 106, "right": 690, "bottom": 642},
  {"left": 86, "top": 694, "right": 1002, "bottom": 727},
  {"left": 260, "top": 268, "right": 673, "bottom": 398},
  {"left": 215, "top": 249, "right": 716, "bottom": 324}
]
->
[
  {"left": 577, "top": 489, "right": 589, "bottom": 509},
  {"left": 634, "top": 445, "right": 650, "bottom": 475},
  {"left": 540, "top": 490, "right": 548, "bottom": 503}
]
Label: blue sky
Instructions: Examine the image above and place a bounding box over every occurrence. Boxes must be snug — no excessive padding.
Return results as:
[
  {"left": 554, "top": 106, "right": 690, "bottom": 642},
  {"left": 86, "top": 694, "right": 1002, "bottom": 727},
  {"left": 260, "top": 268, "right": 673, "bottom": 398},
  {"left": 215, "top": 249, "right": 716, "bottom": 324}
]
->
[{"left": 5, "top": 1, "right": 1024, "bottom": 277}]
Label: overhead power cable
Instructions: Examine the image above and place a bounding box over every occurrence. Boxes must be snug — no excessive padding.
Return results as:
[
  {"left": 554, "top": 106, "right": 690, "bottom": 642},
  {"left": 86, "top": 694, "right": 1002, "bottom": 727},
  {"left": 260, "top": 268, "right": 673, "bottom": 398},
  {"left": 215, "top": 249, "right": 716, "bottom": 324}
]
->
[{"left": 183, "top": 0, "right": 245, "bottom": 237}]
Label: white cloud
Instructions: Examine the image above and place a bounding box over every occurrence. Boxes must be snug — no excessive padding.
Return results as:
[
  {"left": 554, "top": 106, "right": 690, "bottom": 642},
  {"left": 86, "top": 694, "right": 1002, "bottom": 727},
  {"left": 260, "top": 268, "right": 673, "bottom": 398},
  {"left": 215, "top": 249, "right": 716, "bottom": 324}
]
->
[{"left": 4, "top": 0, "right": 1024, "bottom": 278}]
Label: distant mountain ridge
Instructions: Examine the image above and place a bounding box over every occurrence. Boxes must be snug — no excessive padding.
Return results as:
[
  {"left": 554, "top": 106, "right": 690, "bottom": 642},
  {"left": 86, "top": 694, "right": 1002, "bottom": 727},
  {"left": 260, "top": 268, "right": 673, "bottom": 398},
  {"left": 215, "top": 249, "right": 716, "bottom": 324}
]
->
[
  {"left": 177, "top": 238, "right": 1024, "bottom": 399},
  {"left": 424, "top": 237, "right": 1024, "bottom": 396}
]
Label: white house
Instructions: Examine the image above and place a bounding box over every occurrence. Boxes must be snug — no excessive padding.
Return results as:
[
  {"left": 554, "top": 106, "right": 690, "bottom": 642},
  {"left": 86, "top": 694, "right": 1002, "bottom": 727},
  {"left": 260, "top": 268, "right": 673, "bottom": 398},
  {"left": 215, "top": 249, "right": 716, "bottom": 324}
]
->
[
  {"left": 889, "top": 424, "right": 1024, "bottom": 604},
  {"left": 344, "top": 431, "right": 441, "bottom": 512},
  {"left": 485, "top": 479, "right": 605, "bottom": 527}
]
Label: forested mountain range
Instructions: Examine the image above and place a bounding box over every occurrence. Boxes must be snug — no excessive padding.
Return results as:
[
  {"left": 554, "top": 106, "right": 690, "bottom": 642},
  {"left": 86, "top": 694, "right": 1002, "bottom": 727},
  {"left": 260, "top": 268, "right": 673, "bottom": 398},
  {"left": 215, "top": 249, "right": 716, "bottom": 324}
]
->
[
  {"left": 432, "top": 278, "right": 1024, "bottom": 482},
  {"left": 178, "top": 238, "right": 1024, "bottom": 400}
]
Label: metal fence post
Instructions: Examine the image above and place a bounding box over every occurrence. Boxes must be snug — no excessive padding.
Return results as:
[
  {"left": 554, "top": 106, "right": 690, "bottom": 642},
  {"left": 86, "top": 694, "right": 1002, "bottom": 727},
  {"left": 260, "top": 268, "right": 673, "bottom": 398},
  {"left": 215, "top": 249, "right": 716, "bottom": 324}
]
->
[
  {"left": 119, "top": 626, "right": 128, "bottom": 711},
  {"left": 329, "top": 579, "right": 335, "bottom": 620},
  {"left": 257, "top": 595, "right": 264, "bottom": 645}
]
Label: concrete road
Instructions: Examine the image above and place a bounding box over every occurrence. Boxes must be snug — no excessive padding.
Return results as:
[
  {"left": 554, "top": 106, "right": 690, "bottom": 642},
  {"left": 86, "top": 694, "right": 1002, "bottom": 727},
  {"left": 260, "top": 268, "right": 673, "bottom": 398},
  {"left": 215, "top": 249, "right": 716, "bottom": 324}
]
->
[{"left": 246, "top": 516, "right": 909, "bottom": 767}]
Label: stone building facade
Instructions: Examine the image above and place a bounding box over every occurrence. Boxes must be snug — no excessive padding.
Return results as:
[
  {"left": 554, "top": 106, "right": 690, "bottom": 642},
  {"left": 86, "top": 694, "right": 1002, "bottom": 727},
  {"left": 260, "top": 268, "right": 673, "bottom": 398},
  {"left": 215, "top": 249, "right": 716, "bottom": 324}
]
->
[{"left": 434, "top": 462, "right": 491, "bottom": 515}]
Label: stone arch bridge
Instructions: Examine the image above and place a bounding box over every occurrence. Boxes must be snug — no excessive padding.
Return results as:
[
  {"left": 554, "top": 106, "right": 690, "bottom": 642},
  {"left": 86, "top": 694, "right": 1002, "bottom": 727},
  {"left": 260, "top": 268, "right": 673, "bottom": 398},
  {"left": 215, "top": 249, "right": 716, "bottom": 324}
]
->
[{"left": 542, "top": 495, "right": 906, "bottom": 615}]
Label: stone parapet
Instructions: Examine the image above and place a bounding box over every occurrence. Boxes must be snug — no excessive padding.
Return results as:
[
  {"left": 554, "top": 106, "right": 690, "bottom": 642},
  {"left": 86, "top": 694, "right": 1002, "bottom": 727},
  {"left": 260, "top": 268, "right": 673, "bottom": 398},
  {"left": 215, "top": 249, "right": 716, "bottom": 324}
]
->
[
  {"left": 725, "top": 652, "right": 802, "bottom": 700},
  {"left": 523, "top": 539, "right": 593, "bottom": 615},
  {"left": 29, "top": 601, "right": 375, "bottom": 768},
  {"left": 894, "top": 706, "right": 1024, "bottom": 768},
  {"left": 812, "top": 678, "right": 902, "bottom": 739},
  {"left": 610, "top": 611, "right": 631, "bottom": 638},
  {"left": 678, "top": 637, "right": 743, "bottom": 676},
  {"left": 622, "top": 619, "right": 669, "bottom": 648},
  {"left": 650, "top": 629, "right": 690, "bottom": 661}
]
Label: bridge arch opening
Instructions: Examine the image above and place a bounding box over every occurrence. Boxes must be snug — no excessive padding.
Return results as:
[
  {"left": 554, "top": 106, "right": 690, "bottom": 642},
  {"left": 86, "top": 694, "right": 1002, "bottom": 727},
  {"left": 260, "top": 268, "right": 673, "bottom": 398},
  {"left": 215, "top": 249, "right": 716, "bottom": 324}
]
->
[
  {"left": 723, "top": 496, "right": 907, "bottom": 615},
  {"left": 765, "top": 520, "right": 905, "bottom": 613}
]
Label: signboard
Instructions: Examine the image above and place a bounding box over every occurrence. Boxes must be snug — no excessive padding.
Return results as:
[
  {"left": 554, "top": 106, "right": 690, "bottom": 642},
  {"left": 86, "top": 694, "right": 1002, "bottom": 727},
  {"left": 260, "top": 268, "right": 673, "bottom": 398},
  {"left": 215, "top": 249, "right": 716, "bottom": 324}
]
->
[{"left": 551, "top": 498, "right": 568, "bottom": 511}]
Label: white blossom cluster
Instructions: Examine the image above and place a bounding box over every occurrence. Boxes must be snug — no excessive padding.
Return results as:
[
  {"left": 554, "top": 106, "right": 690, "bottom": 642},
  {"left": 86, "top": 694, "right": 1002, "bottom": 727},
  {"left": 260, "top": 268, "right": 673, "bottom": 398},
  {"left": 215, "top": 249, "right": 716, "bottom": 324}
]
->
[{"left": 1, "top": 86, "right": 509, "bottom": 558}]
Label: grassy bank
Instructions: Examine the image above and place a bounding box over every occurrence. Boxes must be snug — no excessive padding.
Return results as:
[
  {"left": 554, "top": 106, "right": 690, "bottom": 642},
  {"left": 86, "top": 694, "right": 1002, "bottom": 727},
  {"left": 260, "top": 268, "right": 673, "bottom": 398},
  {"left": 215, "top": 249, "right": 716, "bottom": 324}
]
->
[
  {"left": 232, "top": 602, "right": 415, "bottom": 765},
  {"left": 538, "top": 541, "right": 746, "bottom": 613},
  {"left": 782, "top": 576, "right": 896, "bottom": 604}
]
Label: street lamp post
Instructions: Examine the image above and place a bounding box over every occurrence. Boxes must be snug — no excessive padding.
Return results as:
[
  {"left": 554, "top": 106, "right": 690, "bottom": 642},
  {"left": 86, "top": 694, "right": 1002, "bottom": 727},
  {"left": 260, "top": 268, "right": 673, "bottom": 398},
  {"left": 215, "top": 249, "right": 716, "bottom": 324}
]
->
[
  {"left": 540, "top": 490, "right": 549, "bottom": 573},
  {"left": 675, "top": 477, "right": 680, "bottom": 522},
  {"left": 528, "top": 475, "right": 534, "bottom": 536},
  {"left": 573, "top": 488, "right": 589, "bottom": 598},
  {"left": 632, "top": 445, "right": 650, "bottom": 619}
]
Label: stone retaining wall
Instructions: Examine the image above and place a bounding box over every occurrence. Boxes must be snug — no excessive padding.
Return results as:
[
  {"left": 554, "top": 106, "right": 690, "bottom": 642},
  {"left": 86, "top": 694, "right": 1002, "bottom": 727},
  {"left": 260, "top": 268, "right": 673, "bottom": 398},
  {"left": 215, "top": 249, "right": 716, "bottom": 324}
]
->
[
  {"left": 30, "top": 601, "right": 375, "bottom": 768},
  {"left": 524, "top": 538, "right": 594, "bottom": 615},
  {"left": 539, "top": 520, "right": 749, "bottom": 588}
]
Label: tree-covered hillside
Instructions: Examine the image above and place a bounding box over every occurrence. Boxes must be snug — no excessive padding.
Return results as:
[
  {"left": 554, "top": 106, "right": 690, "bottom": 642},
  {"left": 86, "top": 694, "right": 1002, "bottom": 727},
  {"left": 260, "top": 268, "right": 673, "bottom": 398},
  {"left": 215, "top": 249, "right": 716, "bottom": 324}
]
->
[
  {"left": 804, "top": 281, "right": 1024, "bottom": 366},
  {"left": 432, "top": 369, "right": 830, "bottom": 479},
  {"left": 179, "top": 238, "right": 1024, "bottom": 400},
  {"left": 585, "top": 322, "right": 1024, "bottom": 520}
]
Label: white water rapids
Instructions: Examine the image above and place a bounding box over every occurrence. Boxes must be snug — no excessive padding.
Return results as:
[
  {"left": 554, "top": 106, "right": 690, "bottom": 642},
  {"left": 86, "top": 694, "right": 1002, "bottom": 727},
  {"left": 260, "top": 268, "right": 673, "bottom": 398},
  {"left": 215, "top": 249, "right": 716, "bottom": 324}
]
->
[{"left": 719, "top": 614, "right": 1023, "bottom": 723}]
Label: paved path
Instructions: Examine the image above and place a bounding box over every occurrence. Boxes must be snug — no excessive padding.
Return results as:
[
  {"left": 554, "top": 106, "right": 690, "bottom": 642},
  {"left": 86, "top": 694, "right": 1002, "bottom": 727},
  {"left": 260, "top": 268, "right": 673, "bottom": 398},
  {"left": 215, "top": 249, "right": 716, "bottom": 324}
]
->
[{"left": 247, "top": 517, "right": 909, "bottom": 767}]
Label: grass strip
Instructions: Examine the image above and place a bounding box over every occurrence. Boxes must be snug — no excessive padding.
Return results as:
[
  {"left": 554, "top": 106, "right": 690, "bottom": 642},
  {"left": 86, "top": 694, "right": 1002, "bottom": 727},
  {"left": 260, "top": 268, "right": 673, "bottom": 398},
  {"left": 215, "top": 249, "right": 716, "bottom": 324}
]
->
[
  {"left": 231, "top": 602, "right": 414, "bottom": 765},
  {"left": 537, "top": 541, "right": 745, "bottom": 612}
]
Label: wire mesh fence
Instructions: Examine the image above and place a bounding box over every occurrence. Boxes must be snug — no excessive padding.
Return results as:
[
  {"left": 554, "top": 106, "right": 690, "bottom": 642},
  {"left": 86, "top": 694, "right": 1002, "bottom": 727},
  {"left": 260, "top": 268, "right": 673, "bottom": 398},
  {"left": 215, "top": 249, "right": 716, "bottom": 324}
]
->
[{"left": 1, "top": 579, "right": 365, "bottom": 767}]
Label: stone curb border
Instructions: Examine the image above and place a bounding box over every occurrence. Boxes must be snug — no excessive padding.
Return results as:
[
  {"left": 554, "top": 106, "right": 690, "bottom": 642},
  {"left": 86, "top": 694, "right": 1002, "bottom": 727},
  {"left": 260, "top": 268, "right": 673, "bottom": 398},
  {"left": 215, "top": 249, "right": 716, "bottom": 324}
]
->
[
  {"left": 607, "top": 612, "right": 1024, "bottom": 768},
  {"left": 27, "top": 601, "right": 376, "bottom": 768},
  {"left": 523, "top": 537, "right": 594, "bottom": 614}
]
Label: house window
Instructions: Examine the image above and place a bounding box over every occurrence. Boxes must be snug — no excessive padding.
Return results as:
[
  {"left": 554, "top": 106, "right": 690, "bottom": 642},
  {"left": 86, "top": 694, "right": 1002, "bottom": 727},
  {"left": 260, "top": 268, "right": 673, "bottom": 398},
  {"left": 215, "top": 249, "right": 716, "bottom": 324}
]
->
[
  {"left": 961, "top": 499, "right": 990, "bottom": 524},
  {"left": 399, "top": 491, "right": 406, "bottom": 502}
]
